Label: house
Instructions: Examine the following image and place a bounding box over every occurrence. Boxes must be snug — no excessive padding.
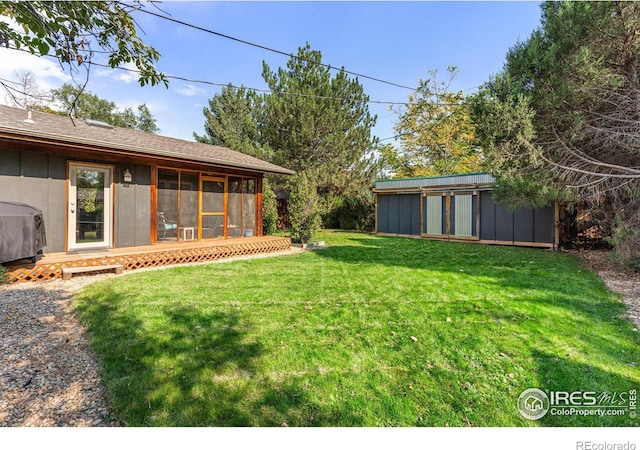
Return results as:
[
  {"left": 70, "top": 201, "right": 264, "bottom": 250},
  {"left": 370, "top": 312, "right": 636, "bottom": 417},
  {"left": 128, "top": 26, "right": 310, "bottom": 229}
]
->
[
  {"left": 0, "top": 105, "right": 294, "bottom": 279},
  {"left": 373, "top": 173, "right": 559, "bottom": 248}
]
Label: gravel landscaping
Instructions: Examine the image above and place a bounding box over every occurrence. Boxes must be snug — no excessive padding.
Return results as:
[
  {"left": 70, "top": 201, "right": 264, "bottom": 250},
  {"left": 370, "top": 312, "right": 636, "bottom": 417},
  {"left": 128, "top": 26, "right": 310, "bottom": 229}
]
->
[{"left": 0, "top": 274, "right": 122, "bottom": 427}]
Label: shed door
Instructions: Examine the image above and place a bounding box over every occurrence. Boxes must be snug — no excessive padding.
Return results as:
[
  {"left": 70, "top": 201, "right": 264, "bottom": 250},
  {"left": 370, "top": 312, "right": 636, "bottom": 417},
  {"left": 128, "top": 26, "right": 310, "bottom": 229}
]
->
[
  {"left": 425, "top": 195, "right": 444, "bottom": 235},
  {"left": 422, "top": 191, "right": 478, "bottom": 239},
  {"left": 68, "top": 163, "right": 113, "bottom": 250}
]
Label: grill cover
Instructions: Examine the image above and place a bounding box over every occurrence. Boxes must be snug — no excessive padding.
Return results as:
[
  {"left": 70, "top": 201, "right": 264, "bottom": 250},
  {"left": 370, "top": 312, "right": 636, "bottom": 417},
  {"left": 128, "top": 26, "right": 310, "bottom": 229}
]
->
[{"left": 0, "top": 202, "right": 47, "bottom": 264}]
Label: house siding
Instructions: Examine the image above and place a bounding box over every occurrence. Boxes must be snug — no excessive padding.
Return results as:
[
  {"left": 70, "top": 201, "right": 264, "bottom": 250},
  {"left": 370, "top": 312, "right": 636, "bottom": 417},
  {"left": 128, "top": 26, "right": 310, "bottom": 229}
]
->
[
  {"left": 0, "top": 148, "right": 152, "bottom": 253},
  {"left": 0, "top": 149, "right": 67, "bottom": 252},
  {"left": 114, "top": 164, "right": 152, "bottom": 248}
]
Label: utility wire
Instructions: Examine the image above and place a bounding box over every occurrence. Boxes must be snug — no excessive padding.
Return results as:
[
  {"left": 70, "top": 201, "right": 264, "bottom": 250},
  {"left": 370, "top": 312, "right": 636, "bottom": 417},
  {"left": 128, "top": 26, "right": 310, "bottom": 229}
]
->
[
  {"left": 137, "top": 7, "right": 417, "bottom": 91},
  {"left": 87, "top": 61, "right": 411, "bottom": 106}
]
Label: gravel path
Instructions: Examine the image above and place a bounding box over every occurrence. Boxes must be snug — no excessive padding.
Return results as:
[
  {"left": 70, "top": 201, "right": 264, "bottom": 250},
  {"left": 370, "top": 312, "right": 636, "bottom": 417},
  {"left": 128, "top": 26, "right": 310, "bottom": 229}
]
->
[
  {"left": 578, "top": 249, "right": 640, "bottom": 330},
  {"left": 0, "top": 274, "right": 122, "bottom": 427}
]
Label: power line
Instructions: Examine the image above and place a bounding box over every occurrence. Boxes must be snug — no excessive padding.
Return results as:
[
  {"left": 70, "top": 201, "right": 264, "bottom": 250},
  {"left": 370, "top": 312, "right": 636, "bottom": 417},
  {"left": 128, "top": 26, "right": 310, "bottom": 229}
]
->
[
  {"left": 137, "top": 7, "right": 417, "bottom": 92},
  {"left": 86, "top": 61, "right": 411, "bottom": 106},
  {"left": 2, "top": 44, "right": 412, "bottom": 105}
]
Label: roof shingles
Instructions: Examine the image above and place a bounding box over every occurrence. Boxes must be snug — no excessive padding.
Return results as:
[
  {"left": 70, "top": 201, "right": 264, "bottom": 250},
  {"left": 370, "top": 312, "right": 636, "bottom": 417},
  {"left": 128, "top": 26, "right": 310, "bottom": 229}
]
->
[{"left": 0, "top": 105, "right": 294, "bottom": 175}]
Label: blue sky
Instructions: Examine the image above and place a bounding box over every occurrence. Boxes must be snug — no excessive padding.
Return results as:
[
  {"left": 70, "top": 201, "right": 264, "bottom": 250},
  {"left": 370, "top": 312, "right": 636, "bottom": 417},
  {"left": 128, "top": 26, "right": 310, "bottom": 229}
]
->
[{"left": 1, "top": 1, "right": 543, "bottom": 145}]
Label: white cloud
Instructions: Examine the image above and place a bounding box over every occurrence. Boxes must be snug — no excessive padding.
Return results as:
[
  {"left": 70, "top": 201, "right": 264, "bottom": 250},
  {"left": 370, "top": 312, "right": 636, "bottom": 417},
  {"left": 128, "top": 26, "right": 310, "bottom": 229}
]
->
[
  {"left": 0, "top": 48, "right": 72, "bottom": 106},
  {"left": 175, "top": 83, "right": 206, "bottom": 97},
  {"left": 115, "top": 62, "right": 140, "bottom": 84},
  {"left": 0, "top": 48, "right": 71, "bottom": 87},
  {"left": 94, "top": 61, "right": 139, "bottom": 84}
]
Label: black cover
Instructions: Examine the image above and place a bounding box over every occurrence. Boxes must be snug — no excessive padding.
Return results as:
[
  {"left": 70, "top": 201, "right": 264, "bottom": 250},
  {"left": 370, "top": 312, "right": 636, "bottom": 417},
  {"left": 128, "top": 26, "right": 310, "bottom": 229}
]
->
[{"left": 0, "top": 202, "right": 47, "bottom": 264}]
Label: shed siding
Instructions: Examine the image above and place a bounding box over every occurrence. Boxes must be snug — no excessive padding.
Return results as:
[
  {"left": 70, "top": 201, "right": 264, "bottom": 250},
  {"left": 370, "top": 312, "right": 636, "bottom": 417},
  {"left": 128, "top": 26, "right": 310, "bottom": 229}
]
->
[
  {"left": 454, "top": 194, "right": 473, "bottom": 237},
  {"left": 479, "top": 191, "right": 496, "bottom": 241},
  {"left": 425, "top": 195, "right": 443, "bottom": 235},
  {"left": 514, "top": 208, "right": 534, "bottom": 242},
  {"left": 495, "top": 203, "right": 514, "bottom": 242},
  {"left": 410, "top": 195, "right": 421, "bottom": 236},
  {"left": 376, "top": 193, "right": 420, "bottom": 235},
  {"left": 377, "top": 184, "right": 555, "bottom": 247},
  {"left": 533, "top": 206, "right": 555, "bottom": 244},
  {"left": 377, "top": 194, "right": 390, "bottom": 233}
]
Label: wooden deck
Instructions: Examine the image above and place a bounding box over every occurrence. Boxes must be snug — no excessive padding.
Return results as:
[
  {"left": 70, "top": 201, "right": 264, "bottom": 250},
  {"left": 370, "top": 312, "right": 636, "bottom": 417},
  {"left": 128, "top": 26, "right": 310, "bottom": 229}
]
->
[{"left": 4, "top": 236, "right": 291, "bottom": 283}]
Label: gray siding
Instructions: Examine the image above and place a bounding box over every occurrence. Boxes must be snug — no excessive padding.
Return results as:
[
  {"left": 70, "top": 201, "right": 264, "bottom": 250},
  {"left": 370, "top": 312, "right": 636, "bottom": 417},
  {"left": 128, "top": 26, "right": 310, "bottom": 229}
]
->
[
  {"left": 0, "top": 148, "right": 152, "bottom": 253},
  {"left": 376, "top": 193, "right": 420, "bottom": 235},
  {"left": 0, "top": 149, "right": 67, "bottom": 252},
  {"left": 377, "top": 194, "right": 390, "bottom": 233},
  {"left": 378, "top": 184, "right": 555, "bottom": 246},
  {"left": 115, "top": 164, "right": 151, "bottom": 248},
  {"left": 479, "top": 191, "right": 554, "bottom": 244},
  {"left": 533, "top": 206, "right": 555, "bottom": 244}
]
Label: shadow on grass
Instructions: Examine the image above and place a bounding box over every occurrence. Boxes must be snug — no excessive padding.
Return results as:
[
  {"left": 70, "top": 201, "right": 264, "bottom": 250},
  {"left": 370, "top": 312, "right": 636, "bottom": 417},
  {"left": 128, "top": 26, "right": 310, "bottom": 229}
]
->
[
  {"left": 75, "top": 284, "right": 364, "bottom": 426},
  {"left": 313, "top": 233, "right": 629, "bottom": 318}
]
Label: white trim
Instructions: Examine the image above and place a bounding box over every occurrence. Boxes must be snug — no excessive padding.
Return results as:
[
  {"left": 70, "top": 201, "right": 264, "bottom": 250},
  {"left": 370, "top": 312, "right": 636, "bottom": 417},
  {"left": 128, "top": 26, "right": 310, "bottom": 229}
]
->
[{"left": 67, "top": 163, "right": 113, "bottom": 251}]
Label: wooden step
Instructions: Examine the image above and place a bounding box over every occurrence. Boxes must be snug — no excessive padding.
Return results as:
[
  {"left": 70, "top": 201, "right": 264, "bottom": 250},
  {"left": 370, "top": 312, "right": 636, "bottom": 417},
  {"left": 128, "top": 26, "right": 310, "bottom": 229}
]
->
[{"left": 62, "top": 264, "right": 123, "bottom": 280}]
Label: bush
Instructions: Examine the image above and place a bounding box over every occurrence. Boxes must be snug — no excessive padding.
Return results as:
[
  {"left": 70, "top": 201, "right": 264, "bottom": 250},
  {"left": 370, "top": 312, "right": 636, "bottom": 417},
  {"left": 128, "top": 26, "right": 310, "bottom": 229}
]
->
[
  {"left": 323, "top": 191, "right": 375, "bottom": 231},
  {"left": 262, "top": 177, "right": 278, "bottom": 235},
  {"left": 0, "top": 265, "right": 8, "bottom": 284},
  {"left": 606, "top": 212, "right": 640, "bottom": 271},
  {"left": 288, "top": 171, "right": 322, "bottom": 244}
]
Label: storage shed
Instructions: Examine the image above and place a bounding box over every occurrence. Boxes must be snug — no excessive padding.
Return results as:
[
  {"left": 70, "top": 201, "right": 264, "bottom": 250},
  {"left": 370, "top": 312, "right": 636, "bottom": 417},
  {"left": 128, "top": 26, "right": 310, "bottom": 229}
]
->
[{"left": 374, "top": 173, "right": 559, "bottom": 248}]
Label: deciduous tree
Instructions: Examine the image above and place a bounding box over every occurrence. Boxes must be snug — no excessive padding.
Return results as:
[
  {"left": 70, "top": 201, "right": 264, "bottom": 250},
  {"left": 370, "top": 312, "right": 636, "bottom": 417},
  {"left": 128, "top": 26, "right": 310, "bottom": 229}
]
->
[
  {"left": 51, "top": 83, "right": 159, "bottom": 133},
  {"left": 0, "top": 1, "right": 166, "bottom": 87},
  {"left": 389, "top": 67, "right": 481, "bottom": 177}
]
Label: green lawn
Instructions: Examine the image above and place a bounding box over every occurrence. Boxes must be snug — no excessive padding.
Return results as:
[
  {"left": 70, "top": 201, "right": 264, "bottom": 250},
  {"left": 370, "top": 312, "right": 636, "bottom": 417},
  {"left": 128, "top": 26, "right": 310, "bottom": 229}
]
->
[{"left": 74, "top": 231, "right": 639, "bottom": 427}]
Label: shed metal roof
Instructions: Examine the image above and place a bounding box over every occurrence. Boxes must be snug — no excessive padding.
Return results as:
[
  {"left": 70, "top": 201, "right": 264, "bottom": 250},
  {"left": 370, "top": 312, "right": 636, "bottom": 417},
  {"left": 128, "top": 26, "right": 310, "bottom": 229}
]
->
[
  {"left": 375, "top": 172, "right": 495, "bottom": 190},
  {"left": 0, "top": 105, "right": 294, "bottom": 176}
]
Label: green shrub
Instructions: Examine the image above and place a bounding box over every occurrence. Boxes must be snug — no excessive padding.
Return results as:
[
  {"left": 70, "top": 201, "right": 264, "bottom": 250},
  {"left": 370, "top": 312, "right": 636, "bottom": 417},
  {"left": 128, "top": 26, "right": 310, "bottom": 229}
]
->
[
  {"left": 605, "top": 213, "right": 640, "bottom": 271},
  {"left": 288, "top": 171, "right": 322, "bottom": 244},
  {"left": 262, "top": 177, "right": 278, "bottom": 235},
  {"left": 323, "top": 191, "right": 375, "bottom": 231},
  {"left": 0, "top": 265, "right": 8, "bottom": 284}
]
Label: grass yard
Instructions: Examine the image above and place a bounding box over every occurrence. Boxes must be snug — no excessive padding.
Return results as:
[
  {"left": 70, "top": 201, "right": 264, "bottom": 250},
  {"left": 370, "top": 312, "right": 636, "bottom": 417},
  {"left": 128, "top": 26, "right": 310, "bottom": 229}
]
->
[{"left": 74, "top": 231, "right": 639, "bottom": 427}]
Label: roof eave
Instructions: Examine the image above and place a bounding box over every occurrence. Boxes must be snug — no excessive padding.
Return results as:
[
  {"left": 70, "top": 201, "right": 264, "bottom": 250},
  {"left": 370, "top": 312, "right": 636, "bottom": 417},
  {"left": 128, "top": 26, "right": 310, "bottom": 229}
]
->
[{"left": 0, "top": 126, "right": 295, "bottom": 176}]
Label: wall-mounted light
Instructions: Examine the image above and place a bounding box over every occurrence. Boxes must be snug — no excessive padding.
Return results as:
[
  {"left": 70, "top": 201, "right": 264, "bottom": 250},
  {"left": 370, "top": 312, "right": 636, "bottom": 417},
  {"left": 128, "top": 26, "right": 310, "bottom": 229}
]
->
[{"left": 123, "top": 169, "right": 133, "bottom": 184}]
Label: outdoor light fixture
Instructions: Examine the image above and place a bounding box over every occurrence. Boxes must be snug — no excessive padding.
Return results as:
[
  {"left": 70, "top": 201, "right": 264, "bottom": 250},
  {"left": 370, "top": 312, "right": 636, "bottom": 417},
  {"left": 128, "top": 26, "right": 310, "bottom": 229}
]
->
[{"left": 123, "top": 169, "right": 132, "bottom": 184}]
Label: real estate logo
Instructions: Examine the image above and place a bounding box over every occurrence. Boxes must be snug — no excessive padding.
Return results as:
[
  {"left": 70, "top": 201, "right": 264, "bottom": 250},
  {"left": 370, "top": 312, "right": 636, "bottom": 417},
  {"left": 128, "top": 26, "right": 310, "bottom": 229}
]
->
[
  {"left": 518, "top": 388, "right": 637, "bottom": 421},
  {"left": 518, "top": 388, "right": 550, "bottom": 420}
]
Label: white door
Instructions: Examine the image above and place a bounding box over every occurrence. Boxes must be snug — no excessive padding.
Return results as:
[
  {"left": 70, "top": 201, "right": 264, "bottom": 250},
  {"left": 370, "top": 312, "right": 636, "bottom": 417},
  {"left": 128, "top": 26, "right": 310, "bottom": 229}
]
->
[{"left": 68, "top": 163, "right": 112, "bottom": 250}]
